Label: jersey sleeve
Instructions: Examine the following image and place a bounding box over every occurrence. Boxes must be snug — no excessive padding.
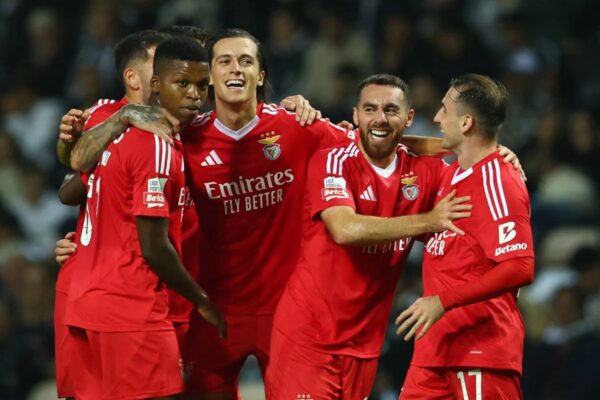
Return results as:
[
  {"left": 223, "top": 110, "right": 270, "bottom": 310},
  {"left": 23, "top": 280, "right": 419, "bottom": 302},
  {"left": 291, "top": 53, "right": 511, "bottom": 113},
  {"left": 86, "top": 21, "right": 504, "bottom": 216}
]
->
[
  {"left": 476, "top": 165, "right": 534, "bottom": 263},
  {"left": 306, "top": 117, "right": 357, "bottom": 149},
  {"left": 83, "top": 99, "right": 123, "bottom": 131},
  {"left": 306, "top": 148, "right": 356, "bottom": 219},
  {"left": 126, "top": 131, "right": 176, "bottom": 219}
]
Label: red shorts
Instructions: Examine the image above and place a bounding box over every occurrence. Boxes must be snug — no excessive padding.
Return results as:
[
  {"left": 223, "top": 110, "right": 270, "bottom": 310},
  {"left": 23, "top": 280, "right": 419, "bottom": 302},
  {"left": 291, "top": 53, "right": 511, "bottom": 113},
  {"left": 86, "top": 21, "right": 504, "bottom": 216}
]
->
[
  {"left": 182, "top": 313, "right": 272, "bottom": 396},
  {"left": 401, "top": 365, "right": 522, "bottom": 400},
  {"left": 54, "top": 290, "right": 74, "bottom": 398},
  {"left": 173, "top": 320, "right": 190, "bottom": 354},
  {"left": 265, "top": 328, "right": 378, "bottom": 400},
  {"left": 69, "top": 327, "right": 183, "bottom": 400}
]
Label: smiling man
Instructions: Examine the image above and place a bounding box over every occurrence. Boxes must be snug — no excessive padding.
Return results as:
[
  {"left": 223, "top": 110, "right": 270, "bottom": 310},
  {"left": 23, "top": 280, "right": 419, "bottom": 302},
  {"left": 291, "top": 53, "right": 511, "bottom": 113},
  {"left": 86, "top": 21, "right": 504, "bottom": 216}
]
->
[
  {"left": 265, "top": 74, "right": 472, "bottom": 399},
  {"left": 65, "top": 36, "right": 225, "bottom": 400}
]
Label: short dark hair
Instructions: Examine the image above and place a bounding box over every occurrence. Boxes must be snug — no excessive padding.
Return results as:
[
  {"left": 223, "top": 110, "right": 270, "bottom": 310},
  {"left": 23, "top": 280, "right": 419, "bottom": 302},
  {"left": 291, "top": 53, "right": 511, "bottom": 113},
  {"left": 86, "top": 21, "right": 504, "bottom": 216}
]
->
[
  {"left": 153, "top": 36, "right": 209, "bottom": 76},
  {"left": 449, "top": 74, "right": 508, "bottom": 140},
  {"left": 159, "top": 25, "right": 210, "bottom": 46},
  {"left": 356, "top": 74, "right": 411, "bottom": 108},
  {"left": 207, "top": 28, "right": 269, "bottom": 102},
  {"left": 113, "top": 30, "right": 168, "bottom": 83}
]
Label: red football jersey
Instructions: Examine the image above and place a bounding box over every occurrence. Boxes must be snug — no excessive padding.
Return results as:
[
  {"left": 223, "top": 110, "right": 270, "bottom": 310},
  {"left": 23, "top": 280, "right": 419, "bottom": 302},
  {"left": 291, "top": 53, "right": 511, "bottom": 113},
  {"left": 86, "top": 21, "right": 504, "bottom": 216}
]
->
[
  {"left": 413, "top": 151, "right": 534, "bottom": 374},
  {"left": 65, "top": 124, "right": 186, "bottom": 332},
  {"left": 167, "top": 185, "right": 201, "bottom": 322},
  {"left": 182, "top": 103, "right": 355, "bottom": 314},
  {"left": 273, "top": 144, "right": 444, "bottom": 358},
  {"left": 56, "top": 99, "right": 127, "bottom": 295}
]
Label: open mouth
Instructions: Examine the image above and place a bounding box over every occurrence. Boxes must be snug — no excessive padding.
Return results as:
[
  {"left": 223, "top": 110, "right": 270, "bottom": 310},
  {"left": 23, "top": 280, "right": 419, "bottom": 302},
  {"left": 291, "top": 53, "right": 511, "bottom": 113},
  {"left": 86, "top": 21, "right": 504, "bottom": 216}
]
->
[
  {"left": 225, "top": 79, "right": 245, "bottom": 90},
  {"left": 369, "top": 128, "right": 392, "bottom": 141}
]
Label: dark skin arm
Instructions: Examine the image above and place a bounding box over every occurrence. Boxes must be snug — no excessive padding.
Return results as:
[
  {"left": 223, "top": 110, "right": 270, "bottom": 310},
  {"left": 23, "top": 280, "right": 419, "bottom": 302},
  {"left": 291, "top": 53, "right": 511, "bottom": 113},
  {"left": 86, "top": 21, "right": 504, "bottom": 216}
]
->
[
  {"left": 58, "top": 172, "right": 86, "bottom": 206},
  {"left": 136, "top": 216, "right": 227, "bottom": 338}
]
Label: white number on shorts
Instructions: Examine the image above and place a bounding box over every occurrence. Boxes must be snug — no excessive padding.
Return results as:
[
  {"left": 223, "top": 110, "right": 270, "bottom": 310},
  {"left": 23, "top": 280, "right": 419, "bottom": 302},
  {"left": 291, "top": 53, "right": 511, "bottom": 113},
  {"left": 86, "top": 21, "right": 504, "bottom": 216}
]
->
[{"left": 457, "top": 369, "right": 482, "bottom": 400}]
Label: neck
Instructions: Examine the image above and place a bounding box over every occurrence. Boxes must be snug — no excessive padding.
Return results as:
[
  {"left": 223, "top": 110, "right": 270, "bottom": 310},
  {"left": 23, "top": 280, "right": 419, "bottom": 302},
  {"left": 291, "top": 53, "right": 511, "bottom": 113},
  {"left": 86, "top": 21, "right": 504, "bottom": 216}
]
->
[
  {"left": 214, "top": 96, "right": 258, "bottom": 131},
  {"left": 125, "top": 90, "right": 145, "bottom": 105},
  {"left": 358, "top": 141, "right": 396, "bottom": 169},
  {"left": 455, "top": 135, "right": 497, "bottom": 169}
]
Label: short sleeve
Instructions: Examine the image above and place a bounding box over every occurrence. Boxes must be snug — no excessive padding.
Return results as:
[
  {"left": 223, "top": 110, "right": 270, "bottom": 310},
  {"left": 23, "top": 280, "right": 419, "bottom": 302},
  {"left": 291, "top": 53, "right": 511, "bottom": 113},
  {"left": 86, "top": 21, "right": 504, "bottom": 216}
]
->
[
  {"left": 127, "top": 132, "right": 175, "bottom": 219},
  {"left": 306, "top": 148, "right": 356, "bottom": 219},
  {"left": 83, "top": 99, "right": 123, "bottom": 131}
]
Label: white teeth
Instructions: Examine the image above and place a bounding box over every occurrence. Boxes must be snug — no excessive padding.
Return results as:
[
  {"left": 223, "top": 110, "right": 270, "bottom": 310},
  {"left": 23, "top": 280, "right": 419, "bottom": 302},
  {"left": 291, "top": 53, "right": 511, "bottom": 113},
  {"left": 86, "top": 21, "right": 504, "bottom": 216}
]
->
[
  {"left": 371, "top": 130, "right": 389, "bottom": 137},
  {"left": 226, "top": 80, "right": 244, "bottom": 87}
]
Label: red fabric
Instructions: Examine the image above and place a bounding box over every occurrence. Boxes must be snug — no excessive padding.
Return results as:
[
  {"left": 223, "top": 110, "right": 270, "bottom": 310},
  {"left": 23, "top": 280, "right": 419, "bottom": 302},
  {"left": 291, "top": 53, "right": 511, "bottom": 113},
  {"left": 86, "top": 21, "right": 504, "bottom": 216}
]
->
[
  {"left": 414, "top": 151, "right": 535, "bottom": 374},
  {"left": 265, "top": 328, "right": 378, "bottom": 399},
  {"left": 54, "top": 291, "right": 74, "bottom": 397},
  {"left": 69, "top": 327, "right": 183, "bottom": 399},
  {"left": 273, "top": 145, "right": 444, "bottom": 357},
  {"left": 439, "top": 256, "right": 534, "bottom": 310},
  {"left": 181, "top": 103, "right": 355, "bottom": 314},
  {"left": 183, "top": 314, "right": 272, "bottom": 393},
  {"left": 401, "top": 365, "right": 522, "bottom": 400},
  {"left": 65, "top": 127, "right": 185, "bottom": 332}
]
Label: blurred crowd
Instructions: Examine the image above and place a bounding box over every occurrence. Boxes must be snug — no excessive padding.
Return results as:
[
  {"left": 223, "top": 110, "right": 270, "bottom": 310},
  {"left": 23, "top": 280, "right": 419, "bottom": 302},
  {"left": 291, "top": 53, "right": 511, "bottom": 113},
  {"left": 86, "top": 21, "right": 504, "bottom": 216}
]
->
[{"left": 0, "top": 0, "right": 599, "bottom": 398}]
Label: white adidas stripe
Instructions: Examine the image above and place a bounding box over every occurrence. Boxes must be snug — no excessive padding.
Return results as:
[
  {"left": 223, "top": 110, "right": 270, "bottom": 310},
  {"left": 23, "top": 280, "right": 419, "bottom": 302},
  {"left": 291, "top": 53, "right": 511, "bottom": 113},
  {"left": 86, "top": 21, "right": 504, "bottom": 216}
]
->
[
  {"left": 200, "top": 150, "right": 223, "bottom": 166},
  {"left": 326, "top": 143, "right": 358, "bottom": 175},
  {"left": 154, "top": 135, "right": 171, "bottom": 174},
  {"left": 359, "top": 185, "right": 376, "bottom": 201},
  {"left": 482, "top": 159, "right": 509, "bottom": 221}
]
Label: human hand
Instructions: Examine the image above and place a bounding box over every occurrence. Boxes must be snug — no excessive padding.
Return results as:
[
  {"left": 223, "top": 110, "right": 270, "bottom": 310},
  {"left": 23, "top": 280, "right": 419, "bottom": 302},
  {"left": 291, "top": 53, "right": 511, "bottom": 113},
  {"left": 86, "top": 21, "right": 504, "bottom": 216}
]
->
[
  {"left": 498, "top": 145, "right": 526, "bottom": 181},
  {"left": 197, "top": 301, "right": 227, "bottom": 339},
  {"left": 395, "top": 295, "right": 445, "bottom": 341},
  {"left": 59, "top": 109, "right": 90, "bottom": 142},
  {"left": 120, "top": 104, "right": 179, "bottom": 145},
  {"left": 55, "top": 232, "right": 77, "bottom": 265},
  {"left": 427, "top": 190, "right": 471, "bottom": 235},
  {"left": 280, "top": 95, "right": 322, "bottom": 126}
]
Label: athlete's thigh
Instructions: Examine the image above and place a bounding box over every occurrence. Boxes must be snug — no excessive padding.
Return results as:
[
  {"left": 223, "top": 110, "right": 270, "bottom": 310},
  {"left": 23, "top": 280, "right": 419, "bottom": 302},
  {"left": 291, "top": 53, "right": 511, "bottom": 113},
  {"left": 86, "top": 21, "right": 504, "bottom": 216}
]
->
[
  {"left": 447, "top": 368, "right": 522, "bottom": 400},
  {"left": 340, "top": 356, "right": 378, "bottom": 399},
  {"left": 400, "top": 365, "right": 455, "bottom": 400},
  {"left": 97, "top": 330, "right": 183, "bottom": 400},
  {"left": 183, "top": 314, "right": 258, "bottom": 395},
  {"left": 68, "top": 326, "right": 103, "bottom": 400},
  {"left": 266, "top": 328, "right": 341, "bottom": 400}
]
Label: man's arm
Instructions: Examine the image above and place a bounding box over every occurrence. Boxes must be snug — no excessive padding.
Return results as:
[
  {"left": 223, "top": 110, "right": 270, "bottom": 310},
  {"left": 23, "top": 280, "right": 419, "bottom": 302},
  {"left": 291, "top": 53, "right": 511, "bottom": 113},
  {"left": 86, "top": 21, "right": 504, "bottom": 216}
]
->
[
  {"left": 58, "top": 172, "right": 87, "bottom": 206},
  {"left": 321, "top": 190, "right": 471, "bottom": 246},
  {"left": 395, "top": 256, "right": 534, "bottom": 341},
  {"left": 71, "top": 104, "right": 180, "bottom": 172},
  {"left": 55, "top": 232, "right": 77, "bottom": 265},
  {"left": 135, "top": 216, "right": 227, "bottom": 338}
]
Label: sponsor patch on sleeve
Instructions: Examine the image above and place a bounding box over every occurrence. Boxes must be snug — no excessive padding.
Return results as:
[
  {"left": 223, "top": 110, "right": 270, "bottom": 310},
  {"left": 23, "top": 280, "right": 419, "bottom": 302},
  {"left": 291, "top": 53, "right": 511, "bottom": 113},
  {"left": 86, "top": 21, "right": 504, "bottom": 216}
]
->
[
  {"left": 321, "top": 176, "right": 349, "bottom": 201},
  {"left": 147, "top": 177, "right": 167, "bottom": 193},
  {"left": 143, "top": 192, "right": 166, "bottom": 208}
]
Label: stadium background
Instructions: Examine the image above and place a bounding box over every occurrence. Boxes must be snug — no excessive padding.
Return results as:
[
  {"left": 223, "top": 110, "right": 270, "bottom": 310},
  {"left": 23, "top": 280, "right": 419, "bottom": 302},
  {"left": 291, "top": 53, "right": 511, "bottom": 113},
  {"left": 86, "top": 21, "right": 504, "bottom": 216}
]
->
[{"left": 0, "top": 0, "right": 599, "bottom": 398}]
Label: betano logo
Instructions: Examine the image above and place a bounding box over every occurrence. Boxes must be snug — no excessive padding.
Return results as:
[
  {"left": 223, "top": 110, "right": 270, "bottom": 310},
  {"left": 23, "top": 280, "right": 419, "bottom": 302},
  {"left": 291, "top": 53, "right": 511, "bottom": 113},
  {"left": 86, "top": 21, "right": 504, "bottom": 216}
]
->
[
  {"left": 495, "top": 242, "right": 527, "bottom": 256},
  {"left": 498, "top": 221, "right": 517, "bottom": 244}
]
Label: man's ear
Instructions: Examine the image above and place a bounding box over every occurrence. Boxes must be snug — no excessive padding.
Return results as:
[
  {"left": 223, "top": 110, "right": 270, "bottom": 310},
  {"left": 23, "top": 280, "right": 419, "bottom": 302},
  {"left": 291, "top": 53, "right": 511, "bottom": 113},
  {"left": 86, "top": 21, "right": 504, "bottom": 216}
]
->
[
  {"left": 352, "top": 107, "right": 359, "bottom": 126},
  {"left": 461, "top": 114, "right": 474, "bottom": 134},
  {"left": 123, "top": 67, "right": 140, "bottom": 91},
  {"left": 257, "top": 70, "right": 266, "bottom": 87},
  {"left": 405, "top": 108, "right": 415, "bottom": 128},
  {"left": 150, "top": 75, "right": 160, "bottom": 95}
]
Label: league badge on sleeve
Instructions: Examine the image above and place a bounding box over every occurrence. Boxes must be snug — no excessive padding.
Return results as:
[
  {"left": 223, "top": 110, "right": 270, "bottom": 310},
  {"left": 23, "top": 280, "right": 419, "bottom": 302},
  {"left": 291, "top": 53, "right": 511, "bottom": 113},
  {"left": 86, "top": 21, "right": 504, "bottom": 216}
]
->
[
  {"left": 401, "top": 174, "right": 419, "bottom": 201},
  {"left": 258, "top": 132, "right": 281, "bottom": 160}
]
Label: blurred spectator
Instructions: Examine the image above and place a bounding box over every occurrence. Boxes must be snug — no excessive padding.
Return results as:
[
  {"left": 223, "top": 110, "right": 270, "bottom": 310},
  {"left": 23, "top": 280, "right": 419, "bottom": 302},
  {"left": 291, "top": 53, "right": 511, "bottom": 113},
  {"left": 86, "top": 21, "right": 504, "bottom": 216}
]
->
[
  {"left": 572, "top": 246, "right": 600, "bottom": 331},
  {"left": 24, "top": 7, "right": 70, "bottom": 97},
  {"left": 66, "top": 0, "right": 122, "bottom": 105},
  {"left": 1, "top": 76, "right": 64, "bottom": 171},
  {"left": 523, "top": 285, "right": 600, "bottom": 400},
  {"left": 265, "top": 6, "right": 311, "bottom": 101},
  {"left": 320, "top": 64, "right": 361, "bottom": 123},
  {"left": 405, "top": 75, "right": 442, "bottom": 137},
  {"left": 156, "top": 0, "right": 221, "bottom": 36},
  {"left": 0, "top": 205, "right": 25, "bottom": 267},
  {"left": 374, "top": 12, "right": 435, "bottom": 83},
  {"left": 0, "top": 130, "right": 24, "bottom": 206},
  {"left": 6, "top": 167, "right": 74, "bottom": 261},
  {"left": 300, "top": 4, "right": 373, "bottom": 107}
]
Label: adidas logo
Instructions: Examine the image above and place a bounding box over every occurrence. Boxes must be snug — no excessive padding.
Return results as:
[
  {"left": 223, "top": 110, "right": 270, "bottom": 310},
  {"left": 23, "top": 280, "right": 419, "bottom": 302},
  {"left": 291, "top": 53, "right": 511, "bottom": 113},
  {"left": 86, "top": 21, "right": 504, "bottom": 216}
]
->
[
  {"left": 359, "top": 185, "right": 377, "bottom": 201},
  {"left": 201, "top": 150, "right": 223, "bottom": 166}
]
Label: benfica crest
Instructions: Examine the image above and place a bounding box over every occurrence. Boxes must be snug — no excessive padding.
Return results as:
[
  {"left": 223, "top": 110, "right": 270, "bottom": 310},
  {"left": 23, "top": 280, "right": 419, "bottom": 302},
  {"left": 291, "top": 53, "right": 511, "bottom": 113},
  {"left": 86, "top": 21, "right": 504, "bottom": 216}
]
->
[
  {"left": 401, "top": 175, "right": 419, "bottom": 201},
  {"left": 258, "top": 133, "right": 281, "bottom": 160}
]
